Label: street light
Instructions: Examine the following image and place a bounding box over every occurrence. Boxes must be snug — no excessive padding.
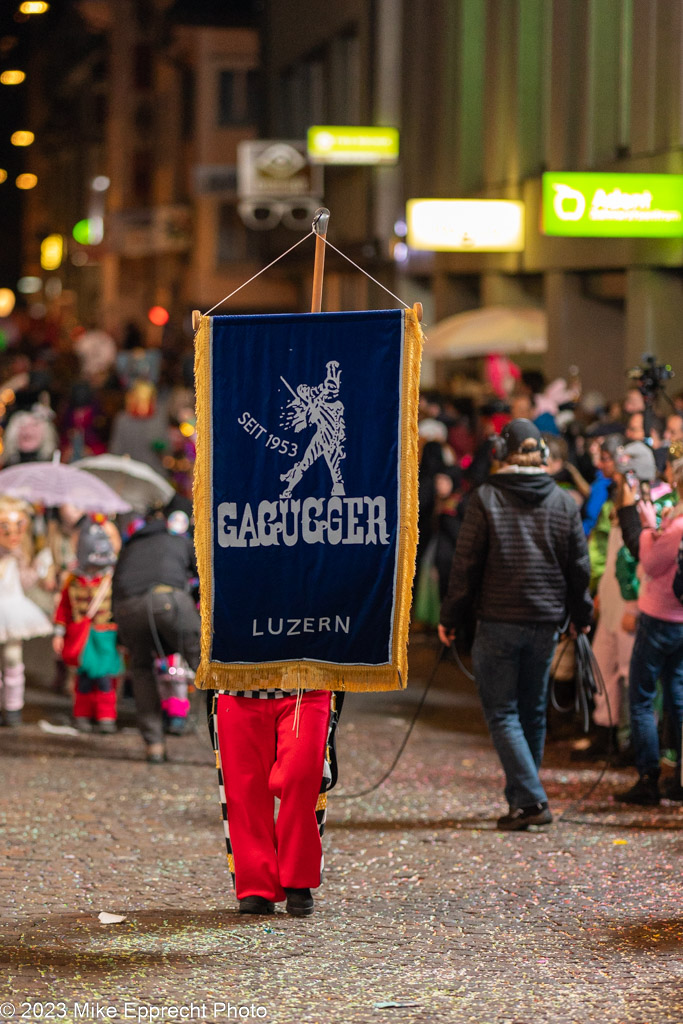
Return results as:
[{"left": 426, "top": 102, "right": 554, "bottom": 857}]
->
[
  {"left": 0, "top": 170, "right": 7, "bottom": 184},
  {"left": 40, "top": 234, "right": 63, "bottom": 271},
  {"left": 148, "top": 305, "right": 169, "bottom": 326},
  {"left": 19, "top": 2, "right": 50, "bottom": 13},
  {"left": 11, "top": 130, "right": 34, "bottom": 146},
  {"left": 15, "top": 173, "right": 37, "bottom": 189},
  {"left": 0, "top": 289, "right": 16, "bottom": 317},
  {"left": 0, "top": 70, "right": 26, "bottom": 85}
]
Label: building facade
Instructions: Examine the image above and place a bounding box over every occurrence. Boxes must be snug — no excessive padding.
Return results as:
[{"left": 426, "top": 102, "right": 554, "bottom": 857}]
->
[
  {"left": 263, "top": 0, "right": 683, "bottom": 400},
  {"left": 17, "top": 0, "right": 297, "bottom": 345}
]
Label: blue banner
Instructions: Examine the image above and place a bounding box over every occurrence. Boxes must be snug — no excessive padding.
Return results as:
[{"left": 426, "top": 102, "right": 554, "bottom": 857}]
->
[{"left": 194, "top": 308, "right": 421, "bottom": 692}]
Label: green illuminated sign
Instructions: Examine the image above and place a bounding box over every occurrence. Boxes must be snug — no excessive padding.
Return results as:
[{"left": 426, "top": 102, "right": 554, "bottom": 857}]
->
[
  {"left": 542, "top": 172, "right": 683, "bottom": 238},
  {"left": 307, "top": 126, "right": 399, "bottom": 165}
]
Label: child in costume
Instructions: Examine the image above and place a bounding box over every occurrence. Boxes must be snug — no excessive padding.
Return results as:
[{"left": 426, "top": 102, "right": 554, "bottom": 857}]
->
[
  {"left": 0, "top": 496, "right": 53, "bottom": 725},
  {"left": 53, "top": 517, "right": 122, "bottom": 733}
]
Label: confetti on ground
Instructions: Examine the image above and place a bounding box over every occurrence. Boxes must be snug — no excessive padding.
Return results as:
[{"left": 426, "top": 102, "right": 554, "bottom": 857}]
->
[{"left": 2, "top": 649, "right": 681, "bottom": 1024}]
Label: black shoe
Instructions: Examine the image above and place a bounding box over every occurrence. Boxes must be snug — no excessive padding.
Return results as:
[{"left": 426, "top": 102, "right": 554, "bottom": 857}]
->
[
  {"left": 661, "top": 777, "right": 683, "bottom": 802},
  {"left": 616, "top": 773, "right": 660, "bottom": 806},
  {"left": 284, "top": 887, "right": 314, "bottom": 917},
  {"left": 497, "top": 802, "right": 553, "bottom": 831},
  {"left": 570, "top": 726, "right": 618, "bottom": 762},
  {"left": 3, "top": 709, "right": 23, "bottom": 727},
  {"left": 238, "top": 896, "right": 275, "bottom": 915},
  {"left": 73, "top": 717, "right": 93, "bottom": 733},
  {"left": 615, "top": 744, "right": 636, "bottom": 768},
  {"left": 96, "top": 719, "right": 117, "bottom": 734}
]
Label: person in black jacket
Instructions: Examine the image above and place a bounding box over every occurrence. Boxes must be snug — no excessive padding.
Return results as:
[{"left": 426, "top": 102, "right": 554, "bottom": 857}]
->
[
  {"left": 438, "top": 419, "right": 593, "bottom": 831},
  {"left": 112, "top": 507, "right": 200, "bottom": 762}
]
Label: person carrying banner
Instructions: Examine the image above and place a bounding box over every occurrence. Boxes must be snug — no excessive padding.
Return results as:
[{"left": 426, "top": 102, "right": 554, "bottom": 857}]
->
[
  {"left": 211, "top": 687, "right": 334, "bottom": 917},
  {"left": 192, "top": 306, "right": 424, "bottom": 919},
  {"left": 438, "top": 418, "right": 593, "bottom": 830}
]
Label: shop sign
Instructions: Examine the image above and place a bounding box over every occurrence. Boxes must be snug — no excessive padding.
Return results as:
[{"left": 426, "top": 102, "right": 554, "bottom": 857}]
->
[
  {"left": 307, "top": 126, "right": 399, "bottom": 165},
  {"left": 406, "top": 199, "right": 525, "bottom": 251},
  {"left": 542, "top": 172, "right": 683, "bottom": 237},
  {"left": 237, "top": 141, "right": 322, "bottom": 198}
]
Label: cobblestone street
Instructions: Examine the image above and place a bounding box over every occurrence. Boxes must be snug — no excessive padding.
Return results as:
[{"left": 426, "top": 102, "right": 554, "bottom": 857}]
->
[{"left": 1, "top": 635, "right": 681, "bottom": 1024}]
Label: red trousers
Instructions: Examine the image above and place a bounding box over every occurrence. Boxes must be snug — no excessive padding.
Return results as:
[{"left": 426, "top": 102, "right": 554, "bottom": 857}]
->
[
  {"left": 216, "top": 691, "right": 331, "bottom": 902},
  {"left": 73, "top": 675, "right": 117, "bottom": 722}
]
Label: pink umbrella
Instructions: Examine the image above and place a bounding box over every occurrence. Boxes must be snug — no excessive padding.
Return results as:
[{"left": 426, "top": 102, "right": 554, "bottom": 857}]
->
[{"left": 0, "top": 462, "right": 132, "bottom": 513}]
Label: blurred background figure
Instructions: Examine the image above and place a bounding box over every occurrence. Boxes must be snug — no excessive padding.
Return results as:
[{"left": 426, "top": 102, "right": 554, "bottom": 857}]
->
[
  {"left": 2, "top": 404, "right": 58, "bottom": 466},
  {"left": 53, "top": 516, "right": 121, "bottom": 733},
  {"left": 0, "top": 496, "right": 52, "bottom": 725},
  {"left": 112, "top": 506, "right": 200, "bottom": 763}
]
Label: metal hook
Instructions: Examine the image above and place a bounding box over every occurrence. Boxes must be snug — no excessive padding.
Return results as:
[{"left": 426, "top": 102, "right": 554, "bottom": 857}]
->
[{"left": 312, "top": 207, "right": 330, "bottom": 236}]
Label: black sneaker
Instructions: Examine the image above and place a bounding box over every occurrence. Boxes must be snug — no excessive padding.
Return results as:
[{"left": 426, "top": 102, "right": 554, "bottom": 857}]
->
[
  {"left": 497, "top": 802, "right": 553, "bottom": 831},
  {"left": 661, "top": 777, "right": 683, "bottom": 802},
  {"left": 616, "top": 773, "right": 660, "bottom": 806},
  {"left": 238, "top": 896, "right": 275, "bottom": 915},
  {"left": 284, "top": 887, "right": 314, "bottom": 917}
]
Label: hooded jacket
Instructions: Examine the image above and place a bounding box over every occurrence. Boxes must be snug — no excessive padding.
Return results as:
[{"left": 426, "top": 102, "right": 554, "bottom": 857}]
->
[
  {"left": 112, "top": 519, "right": 197, "bottom": 602},
  {"left": 440, "top": 468, "right": 593, "bottom": 630}
]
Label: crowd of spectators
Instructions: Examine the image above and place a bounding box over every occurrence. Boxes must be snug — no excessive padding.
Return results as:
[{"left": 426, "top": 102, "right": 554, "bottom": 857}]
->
[
  {"left": 0, "top": 316, "right": 199, "bottom": 760},
  {"left": 417, "top": 368, "right": 683, "bottom": 812}
]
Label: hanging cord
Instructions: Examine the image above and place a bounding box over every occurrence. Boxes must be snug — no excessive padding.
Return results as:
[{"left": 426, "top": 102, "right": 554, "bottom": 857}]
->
[
  {"left": 198, "top": 227, "right": 421, "bottom": 321},
  {"left": 201, "top": 230, "right": 315, "bottom": 318},
  {"left": 448, "top": 640, "right": 475, "bottom": 682},
  {"left": 146, "top": 590, "right": 169, "bottom": 662},
  {"left": 335, "top": 646, "right": 446, "bottom": 800},
  {"left": 558, "top": 631, "right": 618, "bottom": 825},
  {"left": 319, "top": 236, "right": 417, "bottom": 313},
  {"left": 549, "top": 634, "right": 593, "bottom": 733}
]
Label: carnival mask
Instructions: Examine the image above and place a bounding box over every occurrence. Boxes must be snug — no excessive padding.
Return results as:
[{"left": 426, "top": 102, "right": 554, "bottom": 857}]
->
[{"left": 0, "top": 507, "right": 28, "bottom": 549}]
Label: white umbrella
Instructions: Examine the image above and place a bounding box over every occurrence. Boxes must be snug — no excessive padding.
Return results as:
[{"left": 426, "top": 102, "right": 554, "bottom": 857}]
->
[
  {"left": 424, "top": 305, "right": 547, "bottom": 359},
  {"left": 74, "top": 454, "right": 176, "bottom": 514},
  {"left": 0, "top": 462, "right": 131, "bottom": 513}
]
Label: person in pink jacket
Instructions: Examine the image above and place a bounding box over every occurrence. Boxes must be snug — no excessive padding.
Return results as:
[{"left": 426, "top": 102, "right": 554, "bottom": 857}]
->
[{"left": 617, "top": 454, "right": 683, "bottom": 806}]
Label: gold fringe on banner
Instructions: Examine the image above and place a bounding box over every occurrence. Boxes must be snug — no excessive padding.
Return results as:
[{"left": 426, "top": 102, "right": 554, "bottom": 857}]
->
[{"left": 192, "top": 309, "right": 423, "bottom": 693}]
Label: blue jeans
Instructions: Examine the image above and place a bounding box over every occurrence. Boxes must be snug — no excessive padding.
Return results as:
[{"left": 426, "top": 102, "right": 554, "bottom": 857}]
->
[
  {"left": 629, "top": 612, "right": 683, "bottom": 777},
  {"left": 472, "top": 619, "right": 558, "bottom": 808}
]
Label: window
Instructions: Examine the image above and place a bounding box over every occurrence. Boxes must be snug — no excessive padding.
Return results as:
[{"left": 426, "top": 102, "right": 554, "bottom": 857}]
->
[
  {"left": 217, "top": 203, "right": 263, "bottom": 264},
  {"left": 134, "top": 43, "right": 153, "bottom": 91},
  {"left": 217, "top": 69, "right": 260, "bottom": 127},
  {"left": 133, "top": 150, "right": 153, "bottom": 204}
]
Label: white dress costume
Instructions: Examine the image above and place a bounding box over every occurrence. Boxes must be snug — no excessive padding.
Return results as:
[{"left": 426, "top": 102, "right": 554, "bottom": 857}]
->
[{"left": 0, "top": 553, "right": 52, "bottom": 643}]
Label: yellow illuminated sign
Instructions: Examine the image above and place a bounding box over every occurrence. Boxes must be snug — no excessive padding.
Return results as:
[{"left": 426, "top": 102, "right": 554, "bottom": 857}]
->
[
  {"left": 40, "top": 234, "right": 63, "bottom": 271},
  {"left": 406, "top": 199, "right": 525, "bottom": 252},
  {"left": 307, "top": 126, "right": 399, "bottom": 165}
]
